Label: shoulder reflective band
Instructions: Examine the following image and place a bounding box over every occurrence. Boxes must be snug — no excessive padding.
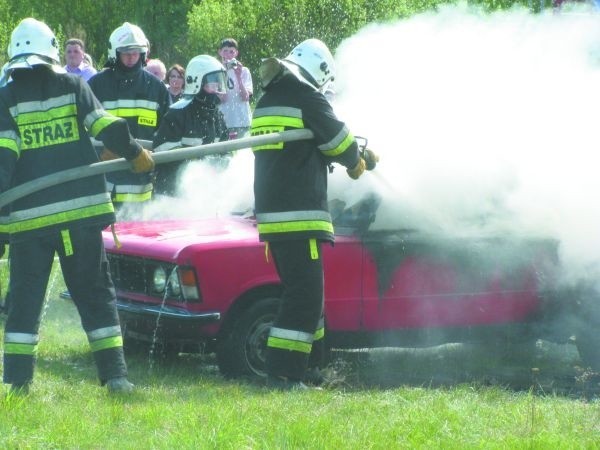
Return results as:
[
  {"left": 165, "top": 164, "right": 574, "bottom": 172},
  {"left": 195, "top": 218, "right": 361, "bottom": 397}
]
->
[
  {"left": 0, "top": 130, "right": 20, "bottom": 156},
  {"left": 85, "top": 109, "right": 122, "bottom": 137},
  {"left": 318, "top": 126, "right": 354, "bottom": 157}
]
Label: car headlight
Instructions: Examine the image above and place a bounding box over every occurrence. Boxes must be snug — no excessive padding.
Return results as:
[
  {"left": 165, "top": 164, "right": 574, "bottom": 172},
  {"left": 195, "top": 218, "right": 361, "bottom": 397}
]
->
[
  {"left": 153, "top": 266, "right": 167, "bottom": 293},
  {"left": 168, "top": 269, "right": 181, "bottom": 297}
]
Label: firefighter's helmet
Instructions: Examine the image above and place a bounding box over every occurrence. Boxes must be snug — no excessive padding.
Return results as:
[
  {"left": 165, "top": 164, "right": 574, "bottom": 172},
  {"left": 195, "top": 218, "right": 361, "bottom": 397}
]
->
[
  {"left": 171, "top": 55, "right": 226, "bottom": 109},
  {"left": 282, "top": 38, "right": 335, "bottom": 90},
  {"left": 107, "top": 22, "right": 149, "bottom": 63},
  {"left": 5, "top": 18, "right": 64, "bottom": 73}
]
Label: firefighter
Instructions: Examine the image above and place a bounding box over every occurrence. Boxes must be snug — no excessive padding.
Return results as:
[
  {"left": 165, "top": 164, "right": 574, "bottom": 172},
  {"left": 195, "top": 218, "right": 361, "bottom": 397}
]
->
[
  {"left": 251, "top": 39, "right": 378, "bottom": 389},
  {"left": 0, "top": 18, "right": 155, "bottom": 394},
  {"left": 153, "top": 55, "right": 229, "bottom": 196},
  {"left": 88, "top": 22, "right": 170, "bottom": 213}
]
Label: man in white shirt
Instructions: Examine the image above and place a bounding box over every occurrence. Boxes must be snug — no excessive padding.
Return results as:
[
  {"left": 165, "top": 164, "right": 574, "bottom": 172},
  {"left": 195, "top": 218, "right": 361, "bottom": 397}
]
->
[{"left": 64, "top": 38, "right": 97, "bottom": 82}]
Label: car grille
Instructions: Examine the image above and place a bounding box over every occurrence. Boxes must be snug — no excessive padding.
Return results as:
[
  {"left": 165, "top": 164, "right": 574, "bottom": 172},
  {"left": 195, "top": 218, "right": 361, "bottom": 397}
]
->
[{"left": 107, "top": 253, "right": 180, "bottom": 301}]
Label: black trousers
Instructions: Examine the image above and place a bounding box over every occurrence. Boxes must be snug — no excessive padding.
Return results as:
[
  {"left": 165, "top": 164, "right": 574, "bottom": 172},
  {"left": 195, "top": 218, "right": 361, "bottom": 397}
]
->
[
  {"left": 266, "top": 239, "right": 326, "bottom": 380},
  {"left": 0, "top": 243, "right": 6, "bottom": 312},
  {"left": 3, "top": 225, "right": 127, "bottom": 384}
]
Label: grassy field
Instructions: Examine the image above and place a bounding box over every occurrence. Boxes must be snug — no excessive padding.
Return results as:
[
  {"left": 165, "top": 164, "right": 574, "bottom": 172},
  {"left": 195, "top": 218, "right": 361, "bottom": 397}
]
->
[{"left": 1, "top": 259, "right": 600, "bottom": 449}]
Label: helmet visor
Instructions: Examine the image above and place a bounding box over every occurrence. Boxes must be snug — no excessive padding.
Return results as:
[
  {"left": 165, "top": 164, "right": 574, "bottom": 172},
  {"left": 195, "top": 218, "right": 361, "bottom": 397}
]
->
[
  {"left": 202, "top": 71, "right": 227, "bottom": 95},
  {"left": 118, "top": 47, "right": 143, "bottom": 55}
]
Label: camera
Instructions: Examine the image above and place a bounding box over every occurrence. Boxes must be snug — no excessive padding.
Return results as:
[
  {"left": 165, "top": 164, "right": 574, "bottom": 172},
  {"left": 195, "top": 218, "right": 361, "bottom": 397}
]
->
[{"left": 225, "top": 59, "right": 239, "bottom": 70}]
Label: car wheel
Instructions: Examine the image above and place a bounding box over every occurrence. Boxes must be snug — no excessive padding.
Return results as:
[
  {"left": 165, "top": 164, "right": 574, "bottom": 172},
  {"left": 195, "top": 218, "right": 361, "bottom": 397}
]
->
[{"left": 216, "top": 297, "right": 279, "bottom": 378}]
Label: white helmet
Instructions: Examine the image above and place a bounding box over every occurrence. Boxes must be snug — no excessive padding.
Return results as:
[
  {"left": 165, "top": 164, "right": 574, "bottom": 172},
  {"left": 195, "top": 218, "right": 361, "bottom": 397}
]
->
[
  {"left": 282, "top": 38, "right": 335, "bottom": 90},
  {"left": 5, "top": 18, "right": 64, "bottom": 73},
  {"left": 171, "top": 55, "right": 226, "bottom": 109},
  {"left": 107, "top": 22, "right": 149, "bottom": 62}
]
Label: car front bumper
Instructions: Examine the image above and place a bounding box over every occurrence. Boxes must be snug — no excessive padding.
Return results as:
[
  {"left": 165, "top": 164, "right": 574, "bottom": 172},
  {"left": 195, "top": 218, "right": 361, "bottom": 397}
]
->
[{"left": 116, "top": 299, "right": 221, "bottom": 323}]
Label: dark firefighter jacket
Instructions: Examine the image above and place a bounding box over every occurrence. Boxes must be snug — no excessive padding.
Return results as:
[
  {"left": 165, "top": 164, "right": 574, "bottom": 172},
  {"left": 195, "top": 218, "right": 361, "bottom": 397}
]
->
[
  {"left": 153, "top": 92, "right": 229, "bottom": 151},
  {"left": 152, "top": 92, "right": 229, "bottom": 195},
  {"left": 88, "top": 62, "right": 169, "bottom": 203},
  {"left": 0, "top": 66, "right": 142, "bottom": 242},
  {"left": 251, "top": 73, "right": 360, "bottom": 243}
]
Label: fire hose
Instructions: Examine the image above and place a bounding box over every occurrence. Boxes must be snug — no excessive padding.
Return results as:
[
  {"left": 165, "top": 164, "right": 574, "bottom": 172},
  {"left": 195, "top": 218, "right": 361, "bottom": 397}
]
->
[{"left": 0, "top": 129, "right": 314, "bottom": 209}]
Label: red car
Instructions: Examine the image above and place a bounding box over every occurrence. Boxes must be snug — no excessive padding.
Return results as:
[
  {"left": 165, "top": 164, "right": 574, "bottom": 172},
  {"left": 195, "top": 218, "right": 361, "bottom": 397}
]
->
[{"left": 103, "top": 196, "right": 600, "bottom": 378}]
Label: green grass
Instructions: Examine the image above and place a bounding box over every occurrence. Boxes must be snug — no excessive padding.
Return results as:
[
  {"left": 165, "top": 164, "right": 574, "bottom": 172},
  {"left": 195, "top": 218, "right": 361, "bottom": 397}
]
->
[{"left": 1, "top": 260, "right": 600, "bottom": 449}]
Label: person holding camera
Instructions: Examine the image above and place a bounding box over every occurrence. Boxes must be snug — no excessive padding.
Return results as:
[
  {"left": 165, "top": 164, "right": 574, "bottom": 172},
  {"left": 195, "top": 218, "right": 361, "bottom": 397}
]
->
[{"left": 217, "top": 38, "right": 253, "bottom": 139}]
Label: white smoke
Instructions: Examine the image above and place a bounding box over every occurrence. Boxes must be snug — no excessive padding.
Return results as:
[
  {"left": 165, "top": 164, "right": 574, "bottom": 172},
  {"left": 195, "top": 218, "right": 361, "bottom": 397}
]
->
[
  {"left": 330, "top": 3, "right": 600, "bottom": 278},
  {"left": 138, "top": 149, "right": 255, "bottom": 220},
  {"left": 139, "top": 3, "right": 600, "bottom": 279}
]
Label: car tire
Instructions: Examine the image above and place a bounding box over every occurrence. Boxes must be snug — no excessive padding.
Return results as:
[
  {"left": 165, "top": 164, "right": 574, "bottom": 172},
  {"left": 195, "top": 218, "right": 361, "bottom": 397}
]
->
[{"left": 216, "top": 297, "right": 279, "bottom": 379}]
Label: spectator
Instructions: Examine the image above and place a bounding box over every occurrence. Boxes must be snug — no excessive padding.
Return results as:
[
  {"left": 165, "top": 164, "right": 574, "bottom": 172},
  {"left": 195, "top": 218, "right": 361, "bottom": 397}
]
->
[
  {"left": 64, "top": 38, "right": 97, "bottom": 81},
  {"left": 89, "top": 22, "right": 169, "bottom": 213},
  {"left": 153, "top": 55, "right": 229, "bottom": 196},
  {"left": 166, "top": 64, "right": 185, "bottom": 105},
  {"left": 217, "top": 38, "right": 253, "bottom": 138},
  {"left": 145, "top": 58, "right": 167, "bottom": 83}
]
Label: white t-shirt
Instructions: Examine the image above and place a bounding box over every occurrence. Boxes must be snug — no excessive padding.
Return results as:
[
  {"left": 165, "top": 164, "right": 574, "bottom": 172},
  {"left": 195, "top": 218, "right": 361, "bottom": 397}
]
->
[{"left": 219, "top": 66, "right": 253, "bottom": 128}]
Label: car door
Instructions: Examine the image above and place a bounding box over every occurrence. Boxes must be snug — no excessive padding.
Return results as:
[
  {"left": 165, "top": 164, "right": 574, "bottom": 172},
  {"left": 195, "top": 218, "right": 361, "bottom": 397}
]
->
[
  {"left": 359, "top": 231, "right": 544, "bottom": 331},
  {"left": 322, "top": 234, "right": 364, "bottom": 331}
]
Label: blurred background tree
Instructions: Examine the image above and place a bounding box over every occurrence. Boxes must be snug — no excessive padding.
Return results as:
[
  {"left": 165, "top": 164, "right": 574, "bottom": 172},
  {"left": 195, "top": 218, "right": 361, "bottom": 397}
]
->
[{"left": 0, "top": 0, "right": 557, "bottom": 80}]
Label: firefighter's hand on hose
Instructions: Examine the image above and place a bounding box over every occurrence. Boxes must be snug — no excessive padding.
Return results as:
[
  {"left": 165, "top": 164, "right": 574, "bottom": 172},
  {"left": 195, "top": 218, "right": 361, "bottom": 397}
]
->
[
  {"left": 362, "top": 148, "right": 379, "bottom": 171},
  {"left": 130, "top": 148, "right": 155, "bottom": 173},
  {"left": 346, "top": 158, "right": 366, "bottom": 180},
  {"left": 99, "top": 148, "right": 120, "bottom": 162}
]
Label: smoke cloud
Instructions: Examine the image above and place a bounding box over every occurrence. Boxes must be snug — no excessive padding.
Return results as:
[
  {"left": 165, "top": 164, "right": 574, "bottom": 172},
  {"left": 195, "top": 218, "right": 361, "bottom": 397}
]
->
[
  {"left": 330, "top": 3, "right": 600, "bottom": 279},
  {"left": 140, "top": 3, "right": 600, "bottom": 280}
]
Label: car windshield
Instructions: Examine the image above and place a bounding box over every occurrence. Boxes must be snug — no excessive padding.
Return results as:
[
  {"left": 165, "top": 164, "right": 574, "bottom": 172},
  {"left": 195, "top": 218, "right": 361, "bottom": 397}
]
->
[{"left": 330, "top": 192, "right": 381, "bottom": 235}]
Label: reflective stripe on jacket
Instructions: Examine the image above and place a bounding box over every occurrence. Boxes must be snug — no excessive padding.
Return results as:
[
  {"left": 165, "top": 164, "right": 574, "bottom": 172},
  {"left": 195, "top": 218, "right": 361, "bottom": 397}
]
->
[
  {"left": 0, "top": 67, "right": 128, "bottom": 241},
  {"left": 251, "top": 74, "right": 360, "bottom": 243},
  {"left": 89, "top": 66, "right": 170, "bottom": 204}
]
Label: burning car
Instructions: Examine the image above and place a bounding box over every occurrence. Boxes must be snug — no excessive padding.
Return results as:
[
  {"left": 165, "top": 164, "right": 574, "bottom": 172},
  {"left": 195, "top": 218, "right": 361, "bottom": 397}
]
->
[{"left": 103, "top": 195, "right": 600, "bottom": 378}]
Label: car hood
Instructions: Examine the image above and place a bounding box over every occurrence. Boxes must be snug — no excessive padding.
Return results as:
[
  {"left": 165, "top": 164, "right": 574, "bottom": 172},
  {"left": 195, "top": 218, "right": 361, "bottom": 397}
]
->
[{"left": 103, "top": 216, "right": 260, "bottom": 260}]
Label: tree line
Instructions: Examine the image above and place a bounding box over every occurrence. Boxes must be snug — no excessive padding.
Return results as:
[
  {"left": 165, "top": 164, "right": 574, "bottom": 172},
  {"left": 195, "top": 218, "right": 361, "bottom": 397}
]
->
[{"left": 0, "top": 0, "right": 551, "bottom": 78}]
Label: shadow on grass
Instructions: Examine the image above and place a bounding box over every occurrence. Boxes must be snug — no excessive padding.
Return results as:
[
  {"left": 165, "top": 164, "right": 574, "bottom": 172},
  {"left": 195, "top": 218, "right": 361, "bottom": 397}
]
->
[
  {"left": 112, "top": 339, "right": 600, "bottom": 399},
  {"left": 328, "top": 341, "right": 600, "bottom": 399},
  {"left": 3, "top": 308, "right": 599, "bottom": 399}
]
